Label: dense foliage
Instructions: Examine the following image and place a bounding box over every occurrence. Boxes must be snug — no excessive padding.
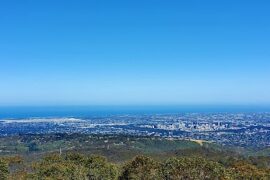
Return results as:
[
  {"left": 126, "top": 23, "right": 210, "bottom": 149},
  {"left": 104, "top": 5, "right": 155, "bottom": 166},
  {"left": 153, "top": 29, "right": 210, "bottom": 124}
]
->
[
  {"left": 0, "top": 159, "right": 8, "bottom": 180},
  {"left": 162, "top": 157, "right": 229, "bottom": 179},
  {"left": 120, "top": 156, "right": 162, "bottom": 180},
  {"left": 28, "top": 153, "right": 118, "bottom": 180},
  {"left": 1, "top": 135, "right": 270, "bottom": 179},
  {"left": 1, "top": 153, "right": 269, "bottom": 180}
]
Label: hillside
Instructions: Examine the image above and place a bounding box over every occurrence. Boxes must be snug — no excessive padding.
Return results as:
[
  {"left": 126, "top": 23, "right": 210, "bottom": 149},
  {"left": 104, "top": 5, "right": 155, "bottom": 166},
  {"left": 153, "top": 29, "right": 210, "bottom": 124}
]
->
[{"left": 0, "top": 134, "right": 270, "bottom": 179}]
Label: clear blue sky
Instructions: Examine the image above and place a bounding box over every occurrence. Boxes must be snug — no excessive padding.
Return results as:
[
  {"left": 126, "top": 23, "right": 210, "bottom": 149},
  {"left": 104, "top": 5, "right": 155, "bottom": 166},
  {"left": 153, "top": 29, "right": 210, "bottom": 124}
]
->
[{"left": 0, "top": 0, "right": 269, "bottom": 106}]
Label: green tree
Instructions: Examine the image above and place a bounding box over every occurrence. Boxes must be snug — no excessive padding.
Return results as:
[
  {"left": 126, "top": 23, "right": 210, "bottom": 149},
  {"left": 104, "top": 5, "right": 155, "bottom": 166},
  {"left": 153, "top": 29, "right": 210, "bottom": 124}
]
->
[
  {"left": 29, "top": 153, "right": 118, "bottom": 180},
  {"left": 65, "top": 152, "right": 86, "bottom": 165},
  {"left": 0, "top": 159, "right": 8, "bottom": 180},
  {"left": 228, "top": 161, "right": 270, "bottom": 180},
  {"left": 30, "top": 154, "right": 88, "bottom": 180},
  {"left": 162, "top": 157, "right": 230, "bottom": 180},
  {"left": 84, "top": 155, "right": 118, "bottom": 180},
  {"left": 120, "top": 155, "right": 162, "bottom": 180}
]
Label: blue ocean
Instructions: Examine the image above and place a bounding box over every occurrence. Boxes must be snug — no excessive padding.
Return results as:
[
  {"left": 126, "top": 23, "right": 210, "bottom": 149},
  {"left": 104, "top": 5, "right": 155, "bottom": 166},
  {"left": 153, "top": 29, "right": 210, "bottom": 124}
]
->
[{"left": 0, "top": 105, "right": 270, "bottom": 119}]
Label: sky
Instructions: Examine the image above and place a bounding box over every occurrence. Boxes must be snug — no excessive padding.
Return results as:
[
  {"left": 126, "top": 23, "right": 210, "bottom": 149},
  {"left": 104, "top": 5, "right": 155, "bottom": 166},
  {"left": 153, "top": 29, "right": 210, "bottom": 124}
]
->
[{"left": 0, "top": 0, "right": 270, "bottom": 106}]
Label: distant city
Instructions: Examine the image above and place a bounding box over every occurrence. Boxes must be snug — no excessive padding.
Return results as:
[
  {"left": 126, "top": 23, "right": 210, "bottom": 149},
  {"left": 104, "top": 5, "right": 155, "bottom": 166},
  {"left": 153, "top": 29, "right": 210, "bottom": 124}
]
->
[{"left": 1, "top": 112, "right": 270, "bottom": 148}]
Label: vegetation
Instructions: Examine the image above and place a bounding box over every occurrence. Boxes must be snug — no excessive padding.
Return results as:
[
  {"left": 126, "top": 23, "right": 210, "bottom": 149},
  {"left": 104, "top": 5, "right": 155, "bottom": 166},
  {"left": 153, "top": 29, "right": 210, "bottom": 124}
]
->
[
  {"left": 0, "top": 159, "right": 8, "bottom": 180},
  {"left": 26, "top": 153, "right": 118, "bottom": 180},
  {"left": 120, "top": 155, "right": 162, "bottom": 180},
  {"left": 0, "top": 134, "right": 270, "bottom": 179},
  {"left": 0, "top": 153, "right": 268, "bottom": 180},
  {"left": 228, "top": 161, "right": 270, "bottom": 179},
  {"left": 162, "top": 157, "right": 229, "bottom": 179}
]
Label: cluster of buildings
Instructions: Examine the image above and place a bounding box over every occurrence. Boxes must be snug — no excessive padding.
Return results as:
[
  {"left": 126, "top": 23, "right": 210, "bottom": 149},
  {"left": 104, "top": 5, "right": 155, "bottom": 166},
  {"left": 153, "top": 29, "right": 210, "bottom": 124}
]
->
[{"left": 0, "top": 112, "right": 270, "bottom": 148}]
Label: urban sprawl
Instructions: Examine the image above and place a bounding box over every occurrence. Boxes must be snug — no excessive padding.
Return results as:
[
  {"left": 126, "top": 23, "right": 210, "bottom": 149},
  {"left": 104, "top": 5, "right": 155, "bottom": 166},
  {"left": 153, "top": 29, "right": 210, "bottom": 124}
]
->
[{"left": 1, "top": 113, "right": 270, "bottom": 148}]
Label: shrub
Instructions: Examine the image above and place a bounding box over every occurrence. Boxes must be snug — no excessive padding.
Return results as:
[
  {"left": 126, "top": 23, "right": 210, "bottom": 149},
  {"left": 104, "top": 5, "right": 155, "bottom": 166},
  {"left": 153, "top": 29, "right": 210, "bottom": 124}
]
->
[
  {"left": 0, "top": 159, "right": 8, "bottom": 180},
  {"left": 120, "top": 155, "right": 162, "bottom": 180},
  {"left": 85, "top": 155, "right": 118, "bottom": 180},
  {"left": 162, "top": 157, "right": 229, "bottom": 180}
]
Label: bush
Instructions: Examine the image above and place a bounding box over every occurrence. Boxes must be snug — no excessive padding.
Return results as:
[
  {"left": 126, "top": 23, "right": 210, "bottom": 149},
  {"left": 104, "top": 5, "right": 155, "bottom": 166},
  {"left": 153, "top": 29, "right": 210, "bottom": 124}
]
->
[
  {"left": 0, "top": 159, "right": 8, "bottom": 180},
  {"left": 85, "top": 155, "right": 118, "bottom": 180},
  {"left": 162, "top": 157, "right": 229, "bottom": 180},
  {"left": 4, "top": 152, "right": 270, "bottom": 180},
  {"left": 30, "top": 154, "right": 88, "bottom": 180},
  {"left": 120, "top": 155, "right": 162, "bottom": 180},
  {"left": 29, "top": 153, "right": 118, "bottom": 180},
  {"left": 228, "top": 161, "right": 270, "bottom": 179}
]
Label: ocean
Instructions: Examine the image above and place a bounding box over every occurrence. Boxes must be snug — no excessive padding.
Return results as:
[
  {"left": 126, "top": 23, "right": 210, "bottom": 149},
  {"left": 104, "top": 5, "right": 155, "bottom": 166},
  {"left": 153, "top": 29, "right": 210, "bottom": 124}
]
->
[{"left": 0, "top": 105, "right": 270, "bottom": 119}]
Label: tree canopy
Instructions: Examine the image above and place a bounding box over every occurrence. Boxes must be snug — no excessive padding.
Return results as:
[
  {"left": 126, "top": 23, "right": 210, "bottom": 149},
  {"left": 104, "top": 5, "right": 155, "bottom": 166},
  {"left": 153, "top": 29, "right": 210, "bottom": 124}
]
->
[
  {"left": 0, "top": 159, "right": 8, "bottom": 180},
  {"left": 2, "top": 153, "right": 270, "bottom": 180}
]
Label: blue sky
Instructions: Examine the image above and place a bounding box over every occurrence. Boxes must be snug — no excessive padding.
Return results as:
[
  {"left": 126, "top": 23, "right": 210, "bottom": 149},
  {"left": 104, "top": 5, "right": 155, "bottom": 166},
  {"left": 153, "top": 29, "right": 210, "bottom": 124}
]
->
[{"left": 0, "top": 0, "right": 269, "bottom": 106}]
